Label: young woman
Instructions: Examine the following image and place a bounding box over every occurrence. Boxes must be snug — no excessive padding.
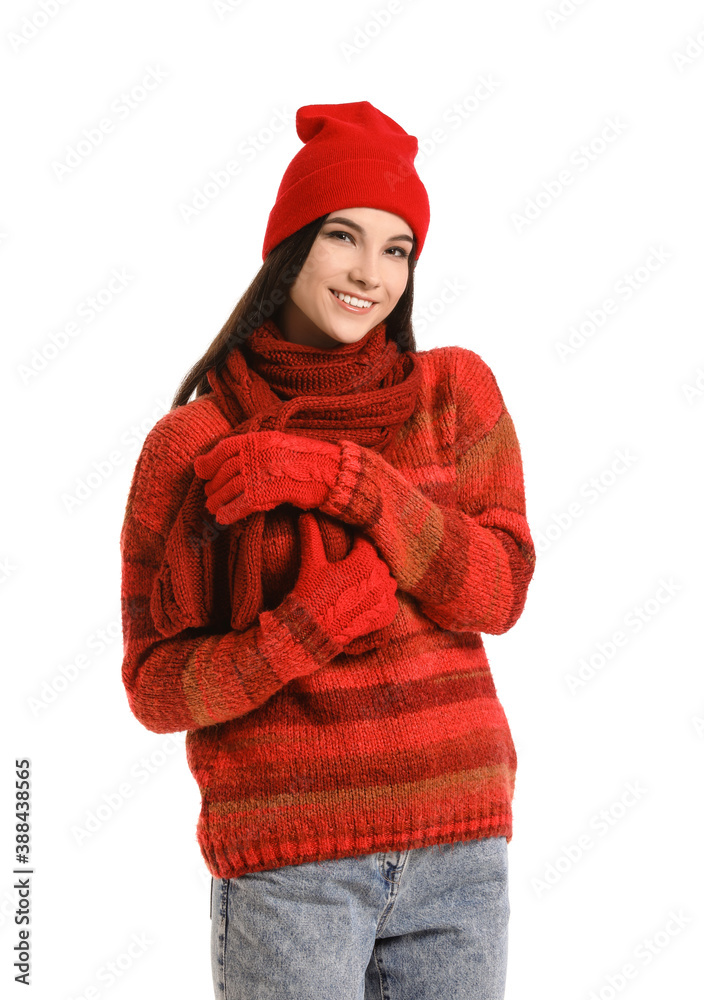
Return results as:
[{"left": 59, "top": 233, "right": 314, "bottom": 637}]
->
[{"left": 120, "top": 101, "right": 536, "bottom": 1000}]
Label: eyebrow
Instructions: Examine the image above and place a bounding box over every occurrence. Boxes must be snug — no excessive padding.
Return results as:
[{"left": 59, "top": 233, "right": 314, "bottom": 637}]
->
[{"left": 324, "top": 216, "right": 415, "bottom": 245}]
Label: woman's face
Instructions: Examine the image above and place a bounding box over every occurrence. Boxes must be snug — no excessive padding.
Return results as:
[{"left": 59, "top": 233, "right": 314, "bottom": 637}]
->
[{"left": 275, "top": 206, "right": 414, "bottom": 349}]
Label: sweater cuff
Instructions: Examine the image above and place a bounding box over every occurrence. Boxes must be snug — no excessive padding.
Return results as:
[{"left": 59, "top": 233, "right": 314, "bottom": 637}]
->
[
  {"left": 268, "top": 589, "right": 345, "bottom": 665},
  {"left": 321, "top": 439, "right": 373, "bottom": 524}
]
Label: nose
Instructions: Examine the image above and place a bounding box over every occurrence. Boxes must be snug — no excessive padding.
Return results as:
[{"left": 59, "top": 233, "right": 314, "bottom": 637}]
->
[{"left": 348, "top": 245, "right": 381, "bottom": 293}]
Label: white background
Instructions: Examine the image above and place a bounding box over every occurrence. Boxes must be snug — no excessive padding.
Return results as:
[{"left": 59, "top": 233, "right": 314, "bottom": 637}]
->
[{"left": 2, "top": 0, "right": 703, "bottom": 997}]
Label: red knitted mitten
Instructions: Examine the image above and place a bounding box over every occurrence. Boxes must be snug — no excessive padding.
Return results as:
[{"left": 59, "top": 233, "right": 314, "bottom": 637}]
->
[
  {"left": 193, "top": 430, "right": 342, "bottom": 524},
  {"left": 287, "top": 513, "right": 398, "bottom": 650}
]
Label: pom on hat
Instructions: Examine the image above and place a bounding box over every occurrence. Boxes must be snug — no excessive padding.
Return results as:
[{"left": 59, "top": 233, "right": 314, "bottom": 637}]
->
[{"left": 262, "top": 101, "right": 430, "bottom": 261}]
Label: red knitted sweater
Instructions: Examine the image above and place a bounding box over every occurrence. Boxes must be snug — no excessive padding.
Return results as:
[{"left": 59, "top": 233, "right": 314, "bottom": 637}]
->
[{"left": 119, "top": 344, "right": 535, "bottom": 879}]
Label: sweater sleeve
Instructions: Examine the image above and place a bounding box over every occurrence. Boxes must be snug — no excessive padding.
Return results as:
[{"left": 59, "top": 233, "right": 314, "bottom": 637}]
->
[
  {"left": 320, "top": 348, "right": 536, "bottom": 635},
  {"left": 120, "top": 415, "right": 343, "bottom": 736}
]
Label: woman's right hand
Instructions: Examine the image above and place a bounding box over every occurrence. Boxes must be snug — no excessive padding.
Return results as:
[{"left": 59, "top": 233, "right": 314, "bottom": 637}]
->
[{"left": 290, "top": 513, "right": 398, "bottom": 648}]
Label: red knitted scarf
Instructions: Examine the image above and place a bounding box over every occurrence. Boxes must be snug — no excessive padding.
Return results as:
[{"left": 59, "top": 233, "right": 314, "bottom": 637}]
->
[
  {"left": 150, "top": 318, "right": 421, "bottom": 651},
  {"left": 208, "top": 318, "right": 418, "bottom": 445}
]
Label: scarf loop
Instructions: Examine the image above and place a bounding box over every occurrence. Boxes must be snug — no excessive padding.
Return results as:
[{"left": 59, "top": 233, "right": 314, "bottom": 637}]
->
[{"left": 150, "top": 318, "right": 421, "bottom": 654}]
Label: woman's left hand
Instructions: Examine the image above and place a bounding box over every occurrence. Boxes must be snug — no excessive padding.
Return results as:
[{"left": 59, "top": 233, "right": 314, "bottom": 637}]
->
[{"left": 193, "top": 430, "right": 343, "bottom": 524}]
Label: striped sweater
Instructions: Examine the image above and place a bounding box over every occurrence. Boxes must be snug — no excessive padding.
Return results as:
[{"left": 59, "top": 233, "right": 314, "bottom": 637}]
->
[{"left": 119, "top": 344, "right": 535, "bottom": 879}]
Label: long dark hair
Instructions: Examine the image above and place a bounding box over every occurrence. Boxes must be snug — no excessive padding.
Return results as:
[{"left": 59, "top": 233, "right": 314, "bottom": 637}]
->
[{"left": 171, "top": 212, "right": 418, "bottom": 410}]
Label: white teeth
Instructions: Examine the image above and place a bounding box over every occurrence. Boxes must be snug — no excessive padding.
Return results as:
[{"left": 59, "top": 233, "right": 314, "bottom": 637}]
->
[{"left": 332, "top": 289, "right": 373, "bottom": 308}]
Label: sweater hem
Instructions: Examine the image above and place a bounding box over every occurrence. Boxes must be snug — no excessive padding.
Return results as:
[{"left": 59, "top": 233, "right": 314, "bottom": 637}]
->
[{"left": 199, "top": 814, "right": 513, "bottom": 880}]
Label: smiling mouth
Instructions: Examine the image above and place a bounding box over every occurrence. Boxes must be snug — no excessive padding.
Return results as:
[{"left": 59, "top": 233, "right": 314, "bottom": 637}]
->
[{"left": 329, "top": 288, "right": 376, "bottom": 310}]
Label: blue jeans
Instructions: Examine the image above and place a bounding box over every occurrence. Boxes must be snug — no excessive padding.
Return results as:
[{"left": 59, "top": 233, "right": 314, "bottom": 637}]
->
[{"left": 210, "top": 835, "right": 509, "bottom": 999}]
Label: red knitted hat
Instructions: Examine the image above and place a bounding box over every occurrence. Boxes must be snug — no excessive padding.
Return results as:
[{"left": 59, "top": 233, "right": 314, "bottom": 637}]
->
[{"left": 261, "top": 101, "right": 430, "bottom": 262}]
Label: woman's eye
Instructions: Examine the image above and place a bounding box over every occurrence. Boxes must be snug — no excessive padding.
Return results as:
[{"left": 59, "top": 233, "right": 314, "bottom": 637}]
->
[{"left": 326, "top": 231, "right": 408, "bottom": 258}]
